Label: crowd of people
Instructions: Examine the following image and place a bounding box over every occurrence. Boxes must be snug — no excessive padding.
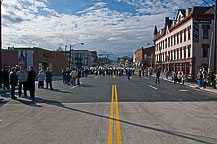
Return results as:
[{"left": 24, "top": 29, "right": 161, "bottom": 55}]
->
[
  {"left": 196, "top": 68, "right": 215, "bottom": 88},
  {"left": 61, "top": 67, "right": 136, "bottom": 85},
  {"left": 2, "top": 65, "right": 54, "bottom": 99}
]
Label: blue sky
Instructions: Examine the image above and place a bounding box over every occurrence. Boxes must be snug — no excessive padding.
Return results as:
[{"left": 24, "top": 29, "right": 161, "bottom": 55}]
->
[{"left": 2, "top": 0, "right": 215, "bottom": 59}]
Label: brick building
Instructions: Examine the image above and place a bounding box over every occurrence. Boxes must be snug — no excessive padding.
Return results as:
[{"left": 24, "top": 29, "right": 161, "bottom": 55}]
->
[
  {"left": 3, "top": 47, "right": 68, "bottom": 75},
  {"left": 134, "top": 46, "right": 155, "bottom": 69},
  {"left": 153, "top": 6, "right": 216, "bottom": 78}
]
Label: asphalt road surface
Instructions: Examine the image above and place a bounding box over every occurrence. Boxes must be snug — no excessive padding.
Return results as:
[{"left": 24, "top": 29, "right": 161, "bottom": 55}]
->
[{"left": 1, "top": 74, "right": 217, "bottom": 144}]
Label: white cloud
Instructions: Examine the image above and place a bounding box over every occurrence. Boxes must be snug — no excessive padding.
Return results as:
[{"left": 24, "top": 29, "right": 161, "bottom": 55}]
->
[{"left": 2, "top": 0, "right": 210, "bottom": 57}]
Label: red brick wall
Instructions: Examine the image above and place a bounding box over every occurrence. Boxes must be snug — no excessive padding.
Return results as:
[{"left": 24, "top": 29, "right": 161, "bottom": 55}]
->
[{"left": 2, "top": 50, "right": 19, "bottom": 67}]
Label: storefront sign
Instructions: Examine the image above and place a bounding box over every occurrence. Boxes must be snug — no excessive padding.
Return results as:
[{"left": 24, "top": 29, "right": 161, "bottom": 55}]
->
[{"left": 44, "top": 52, "right": 56, "bottom": 58}]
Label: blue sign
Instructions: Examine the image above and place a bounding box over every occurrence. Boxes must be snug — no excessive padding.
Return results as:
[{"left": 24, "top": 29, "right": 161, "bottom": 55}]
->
[{"left": 158, "top": 60, "right": 162, "bottom": 64}]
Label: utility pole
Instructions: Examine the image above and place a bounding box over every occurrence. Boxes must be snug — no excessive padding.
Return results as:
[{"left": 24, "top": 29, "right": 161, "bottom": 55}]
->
[
  {"left": 0, "top": 0, "right": 3, "bottom": 88},
  {"left": 69, "top": 45, "right": 72, "bottom": 68},
  {"left": 214, "top": 1, "right": 217, "bottom": 89}
]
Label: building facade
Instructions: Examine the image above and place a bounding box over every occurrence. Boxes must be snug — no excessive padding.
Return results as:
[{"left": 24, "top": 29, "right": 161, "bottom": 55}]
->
[
  {"left": 153, "top": 6, "right": 216, "bottom": 78},
  {"left": 134, "top": 46, "right": 155, "bottom": 69},
  {"left": 3, "top": 47, "right": 68, "bottom": 75}
]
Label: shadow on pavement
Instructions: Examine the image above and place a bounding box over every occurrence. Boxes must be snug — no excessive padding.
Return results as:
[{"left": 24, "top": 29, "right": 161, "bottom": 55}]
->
[
  {"left": 53, "top": 104, "right": 216, "bottom": 144},
  {"left": 49, "top": 88, "right": 74, "bottom": 94},
  {"left": 0, "top": 98, "right": 8, "bottom": 107}
]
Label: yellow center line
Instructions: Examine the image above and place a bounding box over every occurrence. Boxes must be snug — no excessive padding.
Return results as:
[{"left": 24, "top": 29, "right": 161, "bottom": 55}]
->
[
  {"left": 107, "top": 85, "right": 114, "bottom": 144},
  {"left": 115, "top": 85, "right": 122, "bottom": 144}
]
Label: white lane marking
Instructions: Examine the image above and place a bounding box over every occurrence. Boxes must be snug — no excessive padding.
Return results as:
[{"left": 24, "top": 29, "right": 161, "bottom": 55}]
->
[
  {"left": 179, "top": 90, "right": 188, "bottom": 92},
  {"left": 144, "top": 77, "right": 149, "bottom": 80},
  {"left": 95, "top": 76, "right": 98, "bottom": 78},
  {"left": 149, "top": 85, "right": 158, "bottom": 90},
  {"left": 71, "top": 86, "right": 78, "bottom": 89},
  {"left": 0, "top": 120, "right": 2, "bottom": 122}
]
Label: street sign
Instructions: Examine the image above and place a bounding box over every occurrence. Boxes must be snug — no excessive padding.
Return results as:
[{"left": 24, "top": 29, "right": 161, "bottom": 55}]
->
[{"left": 158, "top": 60, "right": 162, "bottom": 64}]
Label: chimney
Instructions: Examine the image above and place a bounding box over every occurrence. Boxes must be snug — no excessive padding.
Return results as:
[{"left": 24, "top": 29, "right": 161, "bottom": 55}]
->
[{"left": 186, "top": 8, "right": 191, "bottom": 16}]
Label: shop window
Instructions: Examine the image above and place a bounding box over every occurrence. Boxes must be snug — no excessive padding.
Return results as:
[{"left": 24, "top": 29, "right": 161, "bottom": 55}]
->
[{"left": 203, "top": 26, "right": 208, "bottom": 39}]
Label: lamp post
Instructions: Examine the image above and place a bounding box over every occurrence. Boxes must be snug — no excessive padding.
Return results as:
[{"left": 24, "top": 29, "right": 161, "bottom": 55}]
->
[
  {"left": 66, "top": 43, "right": 84, "bottom": 68},
  {"left": 0, "top": 0, "right": 3, "bottom": 88}
]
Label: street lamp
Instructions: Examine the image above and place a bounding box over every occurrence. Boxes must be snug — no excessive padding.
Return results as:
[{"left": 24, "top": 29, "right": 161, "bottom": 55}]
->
[
  {"left": 0, "top": 0, "right": 3, "bottom": 88},
  {"left": 66, "top": 43, "right": 84, "bottom": 68}
]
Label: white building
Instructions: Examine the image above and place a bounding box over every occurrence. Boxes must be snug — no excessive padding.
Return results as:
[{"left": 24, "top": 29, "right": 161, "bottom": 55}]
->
[{"left": 153, "top": 6, "right": 216, "bottom": 78}]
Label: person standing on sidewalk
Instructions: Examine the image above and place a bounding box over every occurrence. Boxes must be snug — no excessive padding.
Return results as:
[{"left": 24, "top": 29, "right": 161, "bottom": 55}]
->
[
  {"left": 70, "top": 68, "right": 77, "bottom": 86},
  {"left": 37, "top": 70, "right": 45, "bottom": 88},
  {"left": 3, "top": 66, "right": 10, "bottom": 90},
  {"left": 181, "top": 72, "right": 185, "bottom": 85},
  {"left": 9, "top": 67, "right": 18, "bottom": 99},
  {"left": 155, "top": 69, "right": 160, "bottom": 84},
  {"left": 16, "top": 66, "right": 28, "bottom": 97},
  {"left": 27, "top": 66, "right": 37, "bottom": 99},
  {"left": 45, "top": 67, "right": 53, "bottom": 90},
  {"left": 202, "top": 68, "right": 207, "bottom": 89}
]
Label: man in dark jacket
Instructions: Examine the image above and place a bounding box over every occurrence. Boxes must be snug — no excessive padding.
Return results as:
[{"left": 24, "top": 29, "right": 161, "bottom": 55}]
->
[
  {"left": 9, "top": 67, "right": 18, "bottom": 99},
  {"left": 155, "top": 69, "right": 161, "bottom": 84},
  {"left": 27, "top": 66, "right": 37, "bottom": 99},
  {"left": 3, "top": 66, "right": 10, "bottom": 90},
  {"left": 45, "top": 67, "right": 53, "bottom": 90}
]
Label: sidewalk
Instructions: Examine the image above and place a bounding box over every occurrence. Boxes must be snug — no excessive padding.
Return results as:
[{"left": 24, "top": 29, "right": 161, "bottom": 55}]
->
[{"left": 158, "top": 74, "right": 217, "bottom": 94}]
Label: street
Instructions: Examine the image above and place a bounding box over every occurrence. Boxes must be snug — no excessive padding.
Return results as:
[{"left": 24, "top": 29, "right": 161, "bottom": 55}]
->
[{"left": 1, "top": 75, "right": 217, "bottom": 144}]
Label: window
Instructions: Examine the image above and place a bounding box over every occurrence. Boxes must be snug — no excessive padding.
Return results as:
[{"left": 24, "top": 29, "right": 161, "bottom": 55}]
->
[
  {"left": 203, "top": 25, "right": 209, "bottom": 39},
  {"left": 180, "top": 47, "right": 182, "bottom": 59},
  {"left": 184, "top": 46, "right": 186, "bottom": 58},
  {"left": 171, "top": 36, "right": 173, "bottom": 46},
  {"left": 168, "top": 51, "right": 170, "bottom": 61},
  {"left": 188, "top": 26, "right": 191, "bottom": 40},
  {"left": 177, "top": 49, "right": 179, "bottom": 59},
  {"left": 179, "top": 15, "right": 181, "bottom": 22},
  {"left": 177, "top": 33, "right": 179, "bottom": 44},
  {"left": 174, "top": 50, "right": 176, "bottom": 60},
  {"left": 168, "top": 37, "right": 170, "bottom": 47},
  {"left": 174, "top": 35, "right": 176, "bottom": 45},
  {"left": 171, "top": 51, "right": 173, "bottom": 60},
  {"left": 180, "top": 31, "right": 182, "bottom": 43},
  {"left": 165, "top": 39, "right": 167, "bottom": 48},
  {"left": 188, "top": 45, "right": 191, "bottom": 58},
  {"left": 203, "top": 47, "right": 208, "bottom": 58},
  {"left": 184, "top": 29, "right": 186, "bottom": 41},
  {"left": 163, "top": 41, "right": 164, "bottom": 49}
]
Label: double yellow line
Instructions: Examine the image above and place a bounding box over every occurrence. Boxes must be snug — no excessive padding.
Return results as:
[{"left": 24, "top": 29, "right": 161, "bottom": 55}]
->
[{"left": 107, "top": 85, "right": 122, "bottom": 144}]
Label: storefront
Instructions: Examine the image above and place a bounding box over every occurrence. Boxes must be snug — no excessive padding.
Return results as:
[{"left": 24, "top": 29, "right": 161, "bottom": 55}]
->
[{"left": 3, "top": 47, "right": 69, "bottom": 75}]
